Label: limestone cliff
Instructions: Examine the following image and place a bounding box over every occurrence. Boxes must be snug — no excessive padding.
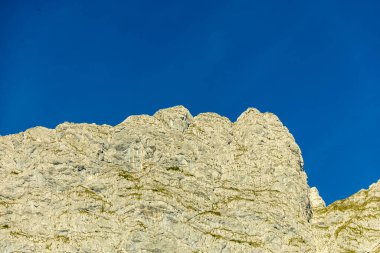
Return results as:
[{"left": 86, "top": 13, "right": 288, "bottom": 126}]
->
[
  {"left": 311, "top": 180, "right": 380, "bottom": 252},
  {"left": 0, "top": 106, "right": 378, "bottom": 252}
]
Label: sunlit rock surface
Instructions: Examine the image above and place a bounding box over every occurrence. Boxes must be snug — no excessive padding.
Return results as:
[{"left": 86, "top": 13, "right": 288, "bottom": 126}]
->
[
  {"left": 0, "top": 106, "right": 378, "bottom": 252},
  {"left": 311, "top": 180, "right": 380, "bottom": 252}
]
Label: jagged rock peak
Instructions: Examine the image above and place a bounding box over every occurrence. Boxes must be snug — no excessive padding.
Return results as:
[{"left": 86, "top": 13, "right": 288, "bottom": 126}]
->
[
  {"left": 153, "top": 105, "right": 193, "bottom": 132},
  {"left": 369, "top": 179, "right": 380, "bottom": 191},
  {"left": 309, "top": 187, "right": 326, "bottom": 210},
  {"left": 0, "top": 106, "right": 378, "bottom": 253},
  {"left": 236, "top": 107, "right": 261, "bottom": 121}
]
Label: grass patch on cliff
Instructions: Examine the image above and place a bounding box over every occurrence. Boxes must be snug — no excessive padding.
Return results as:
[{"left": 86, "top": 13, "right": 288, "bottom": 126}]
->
[
  {"left": 0, "top": 200, "right": 14, "bottom": 208},
  {"left": 199, "top": 210, "right": 221, "bottom": 216},
  {"left": 54, "top": 235, "right": 70, "bottom": 243},
  {"left": 118, "top": 171, "right": 139, "bottom": 182},
  {"left": 75, "top": 185, "right": 110, "bottom": 204},
  {"left": 166, "top": 166, "right": 195, "bottom": 177},
  {"left": 166, "top": 166, "right": 181, "bottom": 172},
  {"left": 151, "top": 187, "right": 172, "bottom": 197},
  {"left": 10, "top": 231, "right": 29, "bottom": 238}
]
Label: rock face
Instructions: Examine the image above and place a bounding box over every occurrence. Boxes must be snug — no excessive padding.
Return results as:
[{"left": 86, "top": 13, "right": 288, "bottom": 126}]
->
[
  {"left": 311, "top": 180, "right": 380, "bottom": 252},
  {"left": 0, "top": 106, "right": 378, "bottom": 252}
]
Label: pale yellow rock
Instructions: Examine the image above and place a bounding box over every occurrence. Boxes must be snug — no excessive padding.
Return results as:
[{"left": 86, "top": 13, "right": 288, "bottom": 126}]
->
[
  {"left": 309, "top": 187, "right": 326, "bottom": 210},
  {"left": 311, "top": 179, "right": 380, "bottom": 253},
  {"left": 0, "top": 106, "right": 378, "bottom": 252}
]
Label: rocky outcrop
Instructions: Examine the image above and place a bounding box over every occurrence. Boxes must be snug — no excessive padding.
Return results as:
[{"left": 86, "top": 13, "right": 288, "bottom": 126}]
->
[
  {"left": 311, "top": 180, "right": 380, "bottom": 252},
  {"left": 0, "top": 106, "right": 378, "bottom": 252}
]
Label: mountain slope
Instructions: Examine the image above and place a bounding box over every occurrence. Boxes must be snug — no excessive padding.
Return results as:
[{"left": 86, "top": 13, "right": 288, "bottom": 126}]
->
[{"left": 0, "top": 106, "right": 378, "bottom": 252}]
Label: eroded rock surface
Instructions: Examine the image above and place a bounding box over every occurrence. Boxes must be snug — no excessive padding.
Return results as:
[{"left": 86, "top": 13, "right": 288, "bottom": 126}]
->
[
  {"left": 311, "top": 180, "right": 380, "bottom": 252},
  {"left": 0, "top": 106, "right": 378, "bottom": 252}
]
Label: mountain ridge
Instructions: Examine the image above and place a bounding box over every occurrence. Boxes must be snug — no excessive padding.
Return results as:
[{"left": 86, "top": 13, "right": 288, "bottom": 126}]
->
[{"left": 0, "top": 106, "right": 378, "bottom": 252}]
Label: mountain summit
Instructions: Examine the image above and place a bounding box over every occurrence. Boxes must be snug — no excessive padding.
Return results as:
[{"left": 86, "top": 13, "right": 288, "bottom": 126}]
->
[{"left": 0, "top": 106, "right": 379, "bottom": 252}]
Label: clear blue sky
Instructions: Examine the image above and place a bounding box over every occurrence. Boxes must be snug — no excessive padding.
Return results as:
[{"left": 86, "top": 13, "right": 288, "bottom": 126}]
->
[{"left": 1, "top": 0, "right": 379, "bottom": 205}]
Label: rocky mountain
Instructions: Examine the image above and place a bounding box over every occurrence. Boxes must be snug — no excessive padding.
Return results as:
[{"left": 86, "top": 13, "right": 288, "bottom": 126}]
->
[{"left": 0, "top": 106, "right": 378, "bottom": 252}]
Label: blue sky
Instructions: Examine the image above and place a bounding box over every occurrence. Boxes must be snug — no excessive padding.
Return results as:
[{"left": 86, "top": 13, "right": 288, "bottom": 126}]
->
[{"left": 1, "top": 0, "right": 379, "bottom": 205}]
